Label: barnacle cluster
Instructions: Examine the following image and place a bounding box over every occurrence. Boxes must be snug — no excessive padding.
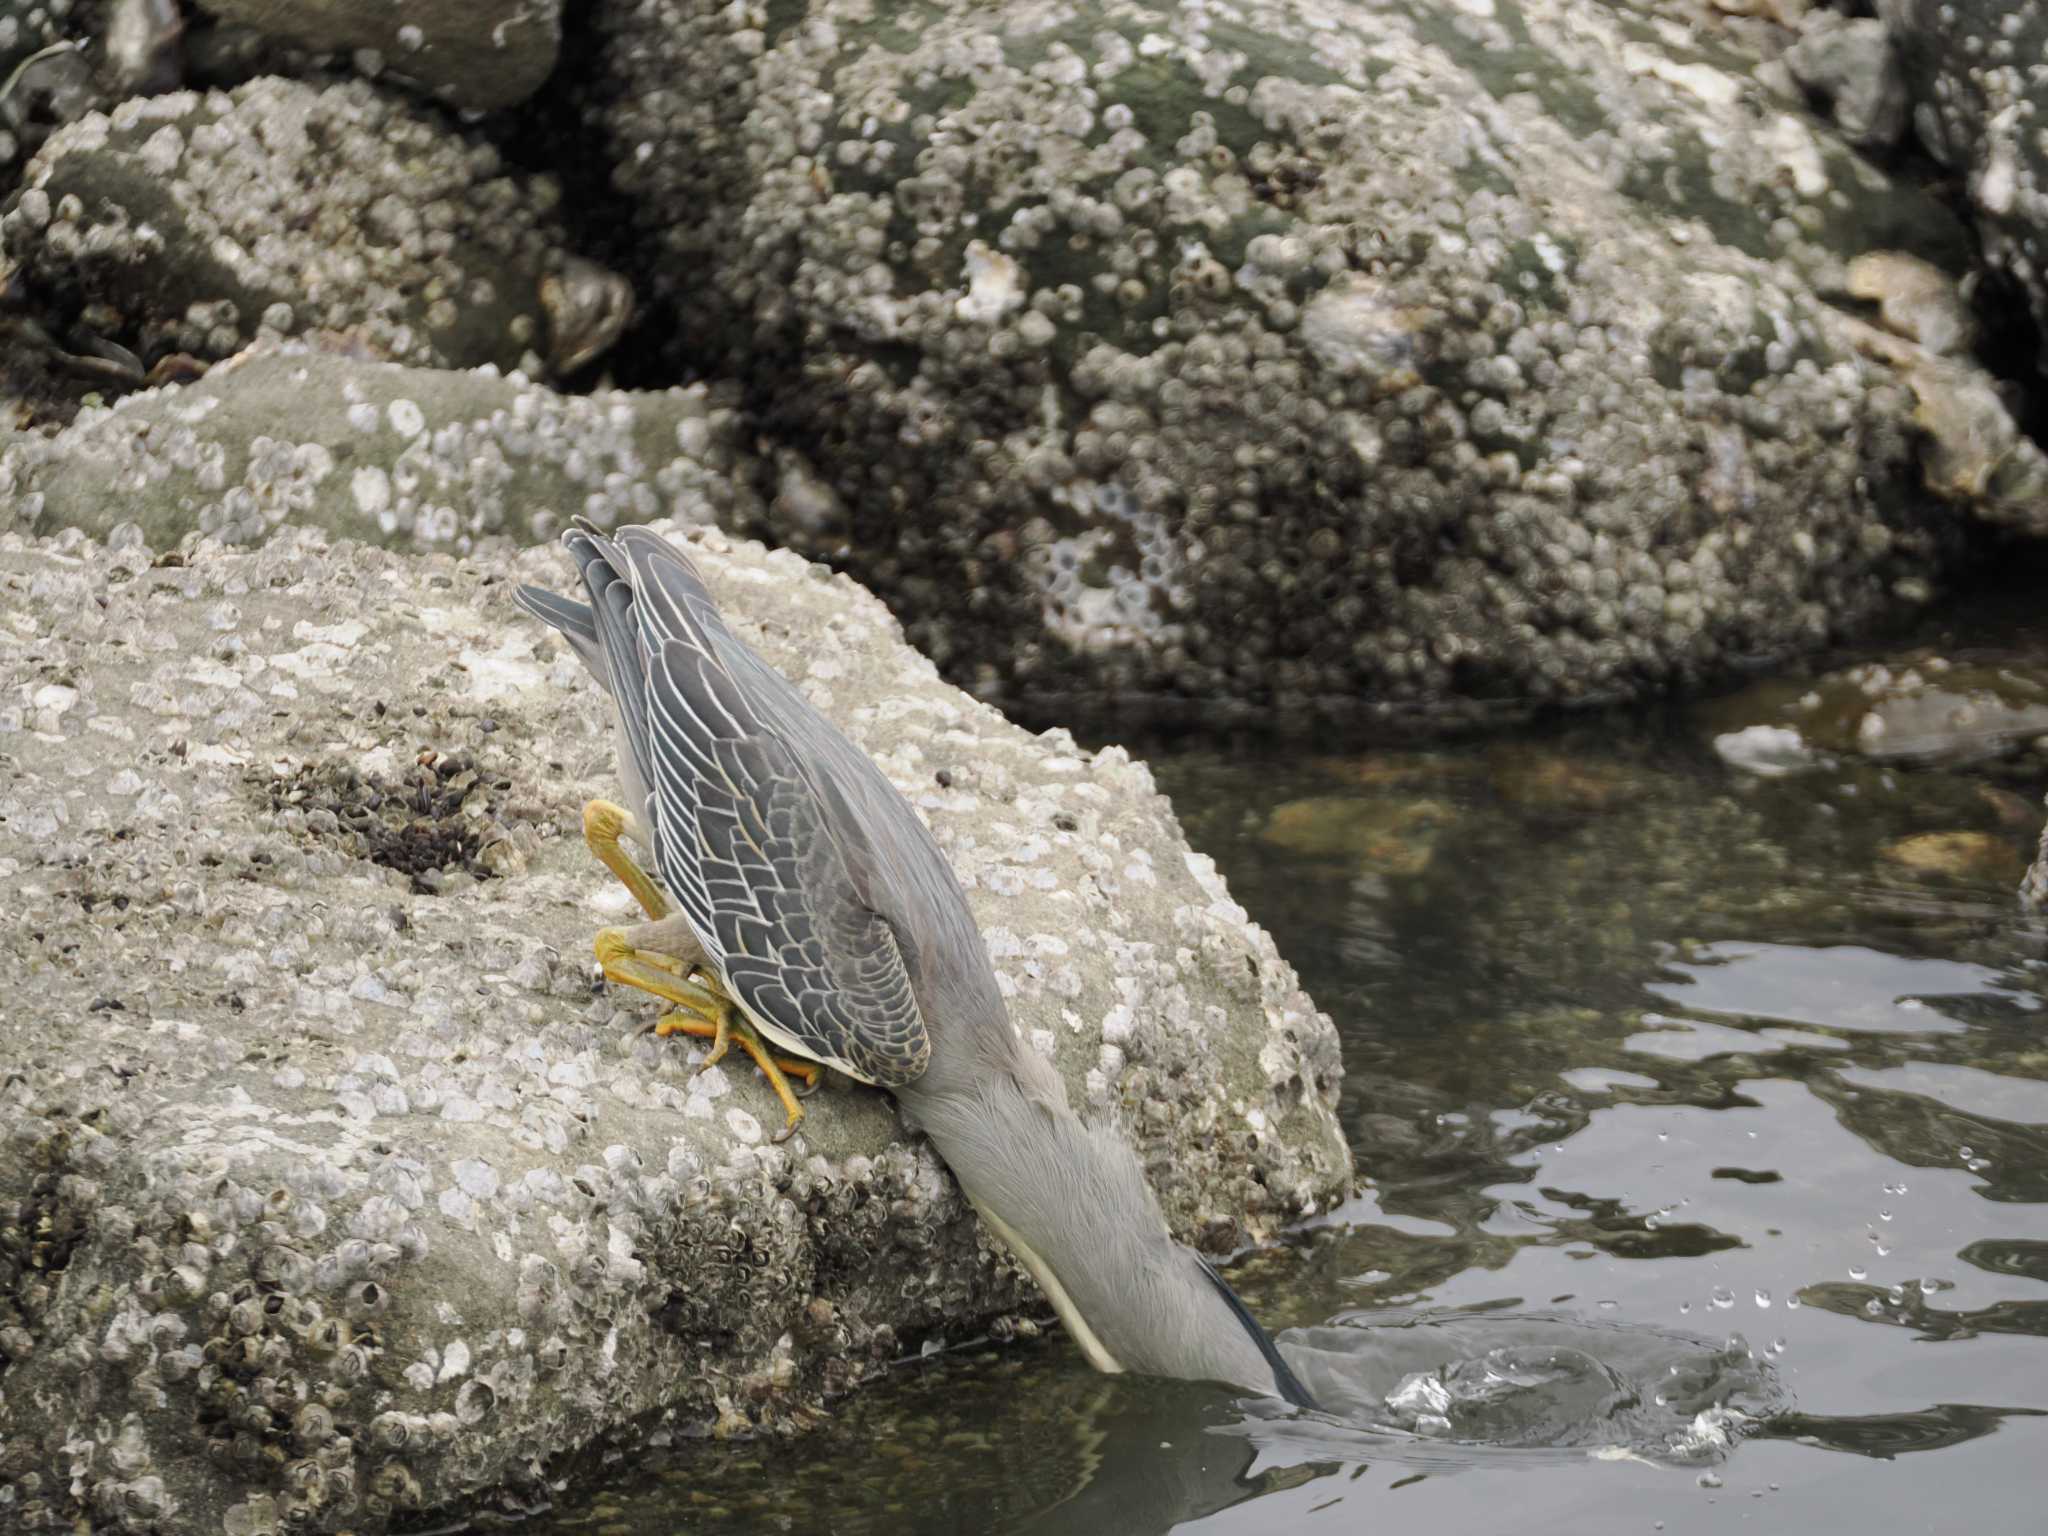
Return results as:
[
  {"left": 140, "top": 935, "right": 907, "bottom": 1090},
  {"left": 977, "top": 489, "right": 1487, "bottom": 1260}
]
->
[
  {"left": 0, "top": 348, "right": 766, "bottom": 550},
  {"left": 592, "top": 0, "right": 1965, "bottom": 718},
  {"left": 1886, "top": 0, "right": 2048, "bottom": 371},
  {"left": 1, "top": 77, "right": 616, "bottom": 377},
  {"left": 257, "top": 748, "right": 541, "bottom": 894}
]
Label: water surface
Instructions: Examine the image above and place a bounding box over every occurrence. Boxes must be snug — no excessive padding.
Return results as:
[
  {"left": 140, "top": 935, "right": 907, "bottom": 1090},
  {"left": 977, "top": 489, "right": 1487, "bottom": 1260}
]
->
[{"left": 516, "top": 610, "right": 2048, "bottom": 1535}]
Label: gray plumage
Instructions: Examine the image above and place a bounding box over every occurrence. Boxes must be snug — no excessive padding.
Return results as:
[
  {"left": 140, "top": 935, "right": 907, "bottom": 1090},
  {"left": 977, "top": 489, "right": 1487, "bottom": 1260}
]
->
[
  {"left": 517, "top": 524, "right": 935, "bottom": 1085},
  {"left": 515, "top": 524, "right": 1315, "bottom": 1409}
]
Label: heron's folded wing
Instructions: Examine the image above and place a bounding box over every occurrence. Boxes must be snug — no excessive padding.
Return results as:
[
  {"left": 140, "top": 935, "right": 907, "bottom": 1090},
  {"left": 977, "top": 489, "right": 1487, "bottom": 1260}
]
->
[{"left": 646, "top": 637, "right": 931, "bottom": 1088}]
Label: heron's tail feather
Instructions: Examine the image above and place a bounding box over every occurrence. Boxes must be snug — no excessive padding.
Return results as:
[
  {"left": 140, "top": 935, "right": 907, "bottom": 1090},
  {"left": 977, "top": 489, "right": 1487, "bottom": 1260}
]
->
[{"left": 512, "top": 585, "right": 607, "bottom": 684}]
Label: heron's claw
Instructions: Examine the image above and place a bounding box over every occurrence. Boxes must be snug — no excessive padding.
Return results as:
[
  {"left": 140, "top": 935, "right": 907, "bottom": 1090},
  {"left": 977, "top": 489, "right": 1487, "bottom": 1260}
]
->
[{"left": 684, "top": 1001, "right": 811, "bottom": 1142}]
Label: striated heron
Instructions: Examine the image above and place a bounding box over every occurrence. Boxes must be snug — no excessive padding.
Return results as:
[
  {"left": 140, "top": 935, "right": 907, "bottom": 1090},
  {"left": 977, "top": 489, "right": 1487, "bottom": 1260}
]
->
[{"left": 514, "top": 523, "right": 1314, "bottom": 1404}]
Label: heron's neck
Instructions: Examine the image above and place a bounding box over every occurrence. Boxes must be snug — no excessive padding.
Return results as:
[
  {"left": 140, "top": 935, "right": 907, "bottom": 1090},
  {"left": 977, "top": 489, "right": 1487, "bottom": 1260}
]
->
[{"left": 899, "top": 1064, "right": 1310, "bottom": 1404}]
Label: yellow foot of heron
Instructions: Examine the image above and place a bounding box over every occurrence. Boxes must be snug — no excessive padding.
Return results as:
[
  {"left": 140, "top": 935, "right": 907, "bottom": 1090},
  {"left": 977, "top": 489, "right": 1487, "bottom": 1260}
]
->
[
  {"left": 655, "top": 1007, "right": 817, "bottom": 1142},
  {"left": 594, "top": 927, "right": 815, "bottom": 1143}
]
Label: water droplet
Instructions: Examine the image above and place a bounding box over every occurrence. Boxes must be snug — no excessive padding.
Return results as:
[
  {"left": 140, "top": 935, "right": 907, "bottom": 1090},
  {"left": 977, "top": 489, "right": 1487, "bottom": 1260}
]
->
[
  {"left": 1865, "top": 1299, "right": 1884, "bottom": 1315},
  {"left": 1917, "top": 1277, "right": 1938, "bottom": 1295},
  {"left": 1698, "top": 1472, "right": 1724, "bottom": 1490},
  {"left": 1754, "top": 1289, "right": 1772, "bottom": 1309},
  {"left": 1711, "top": 1286, "right": 1736, "bottom": 1310},
  {"left": 1873, "top": 1242, "right": 1891, "bottom": 1257},
  {"left": 1848, "top": 1265, "right": 1867, "bottom": 1281},
  {"left": 1678, "top": 1300, "right": 1691, "bottom": 1314},
  {"left": 1786, "top": 1294, "right": 1801, "bottom": 1310},
  {"left": 1888, "top": 1283, "right": 1907, "bottom": 1303},
  {"left": 1959, "top": 1145, "right": 1974, "bottom": 1160},
  {"left": 1878, "top": 1209, "right": 1893, "bottom": 1222}
]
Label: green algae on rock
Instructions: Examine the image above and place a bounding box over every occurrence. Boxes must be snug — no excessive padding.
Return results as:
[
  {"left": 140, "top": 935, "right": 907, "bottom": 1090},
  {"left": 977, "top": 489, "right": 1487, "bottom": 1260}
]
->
[
  {"left": 592, "top": 0, "right": 1972, "bottom": 720},
  {"left": 0, "top": 521, "right": 1347, "bottom": 1533}
]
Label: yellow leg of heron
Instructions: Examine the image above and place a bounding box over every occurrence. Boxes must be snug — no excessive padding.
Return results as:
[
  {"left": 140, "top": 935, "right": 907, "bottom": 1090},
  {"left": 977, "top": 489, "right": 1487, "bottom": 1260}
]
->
[
  {"left": 583, "top": 798, "right": 667, "bottom": 921},
  {"left": 594, "top": 930, "right": 817, "bottom": 1140}
]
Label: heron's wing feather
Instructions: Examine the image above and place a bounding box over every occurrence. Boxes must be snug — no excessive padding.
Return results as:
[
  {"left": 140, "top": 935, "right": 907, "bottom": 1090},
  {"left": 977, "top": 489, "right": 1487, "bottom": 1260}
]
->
[
  {"left": 645, "top": 634, "right": 932, "bottom": 1086},
  {"left": 612, "top": 529, "right": 945, "bottom": 885}
]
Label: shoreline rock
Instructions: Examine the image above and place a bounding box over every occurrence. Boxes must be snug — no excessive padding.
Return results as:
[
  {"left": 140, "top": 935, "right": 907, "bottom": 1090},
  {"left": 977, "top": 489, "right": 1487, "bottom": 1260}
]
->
[
  {"left": 2, "top": 79, "right": 604, "bottom": 378},
  {"left": 0, "top": 521, "right": 1348, "bottom": 1532},
  {"left": 190, "top": 0, "right": 562, "bottom": 114},
  {"left": 0, "top": 346, "right": 765, "bottom": 551},
  {"left": 592, "top": 0, "right": 1971, "bottom": 718}
]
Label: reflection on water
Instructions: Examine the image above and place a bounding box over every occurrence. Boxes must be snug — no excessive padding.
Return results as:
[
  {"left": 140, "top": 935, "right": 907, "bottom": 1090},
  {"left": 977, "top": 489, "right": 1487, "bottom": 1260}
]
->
[
  {"left": 515, "top": 615, "right": 2048, "bottom": 1536},
  {"left": 1645, "top": 941, "right": 2010, "bottom": 1035}
]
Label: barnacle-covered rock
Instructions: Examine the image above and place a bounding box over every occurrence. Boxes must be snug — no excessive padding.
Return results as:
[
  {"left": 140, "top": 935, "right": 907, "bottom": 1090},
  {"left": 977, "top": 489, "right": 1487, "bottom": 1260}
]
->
[
  {"left": 0, "top": 0, "right": 184, "bottom": 190},
  {"left": 592, "top": 0, "right": 1972, "bottom": 722},
  {"left": 191, "top": 0, "right": 560, "bottom": 112},
  {"left": 0, "top": 77, "right": 609, "bottom": 379},
  {"left": 1887, "top": 0, "right": 2048, "bottom": 380},
  {"left": 2025, "top": 810, "right": 2048, "bottom": 908},
  {"left": 1701, "top": 652, "right": 2048, "bottom": 772},
  {"left": 1782, "top": 13, "right": 1908, "bottom": 150},
  {"left": 0, "top": 521, "right": 1347, "bottom": 1532},
  {"left": 0, "top": 343, "right": 766, "bottom": 549}
]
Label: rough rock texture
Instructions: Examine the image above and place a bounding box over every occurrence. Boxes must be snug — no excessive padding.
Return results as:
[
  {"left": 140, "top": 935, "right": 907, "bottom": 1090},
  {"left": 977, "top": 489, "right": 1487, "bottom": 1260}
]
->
[
  {"left": 0, "top": 78, "right": 597, "bottom": 378},
  {"left": 192, "top": 0, "right": 562, "bottom": 113},
  {"left": 0, "top": 0, "right": 185, "bottom": 191},
  {"left": 1782, "top": 13, "right": 1908, "bottom": 151},
  {"left": 1, "top": 4, "right": 100, "bottom": 184},
  {"left": 592, "top": 0, "right": 1973, "bottom": 720},
  {"left": 0, "top": 521, "right": 1349, "bottom": 1533},
  {"left": 1827, "top": 258, "right": 2048, "bottom": 539},
  {"left": 1886, "top": 0, "right": 2048, "bottom": 377},
  {"left": 0, "top": 345, "right": 766, "bottom": 550},
  {"left": 2025, "top": 812, "right": 2048, "bottom": 908}
]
